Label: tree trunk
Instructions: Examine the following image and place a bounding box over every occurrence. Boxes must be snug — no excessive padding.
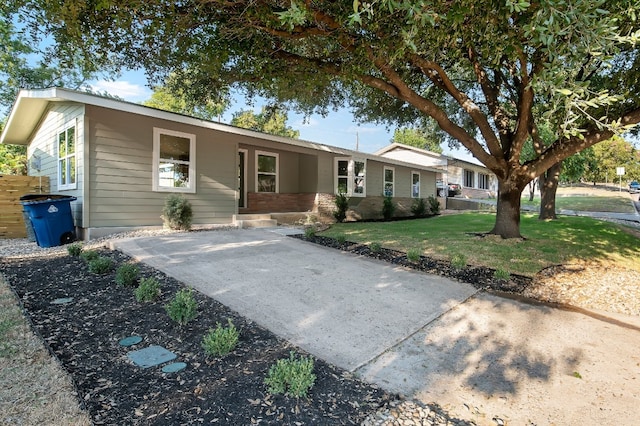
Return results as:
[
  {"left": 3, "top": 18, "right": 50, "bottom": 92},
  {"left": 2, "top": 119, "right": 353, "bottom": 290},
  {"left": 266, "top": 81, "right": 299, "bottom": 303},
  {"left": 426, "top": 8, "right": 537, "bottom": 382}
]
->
[
  {"left": 538, "top": 161, "right": 562, "bottom": 220},
  {"left": 528, "top": 178, "right": 538, "bottom": 201},
  {"left": 489, "top": 180, "right": 523, "bottom": 239}
]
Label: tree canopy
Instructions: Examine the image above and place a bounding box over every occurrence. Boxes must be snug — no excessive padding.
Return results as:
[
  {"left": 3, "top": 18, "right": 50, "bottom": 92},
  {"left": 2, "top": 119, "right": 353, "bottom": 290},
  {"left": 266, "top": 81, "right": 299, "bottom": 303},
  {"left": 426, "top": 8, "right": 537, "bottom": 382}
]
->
[
  {"left": 12, "top": 0, "right": 640, "bottom": 237},
  {"left": 231, "top": 107, "right": 300, "bottom": 139},
  {"left": 391, "top": 127, "right": 443, "bottom": 153}
]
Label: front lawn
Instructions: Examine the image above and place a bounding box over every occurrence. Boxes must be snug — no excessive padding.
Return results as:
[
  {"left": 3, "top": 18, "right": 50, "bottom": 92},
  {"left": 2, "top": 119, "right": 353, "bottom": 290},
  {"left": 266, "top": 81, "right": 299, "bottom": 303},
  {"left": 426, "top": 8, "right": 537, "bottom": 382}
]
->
[
  {"left": 318, "top": 213, "right": 640, "bottom": 276},
  {"left": 521, "top": 194, "right": 636, "bottom": 213}
]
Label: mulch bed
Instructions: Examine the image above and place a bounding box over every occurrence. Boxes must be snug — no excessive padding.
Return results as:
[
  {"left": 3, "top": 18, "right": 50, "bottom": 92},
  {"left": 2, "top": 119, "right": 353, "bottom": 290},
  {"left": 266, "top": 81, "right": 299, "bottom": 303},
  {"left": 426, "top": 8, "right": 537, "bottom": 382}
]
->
[
  {"left": 0, "top": 248, "right": 393, "bottom": 425},
  {"left": 294, "top": 235, "right": 533, "bottom": 294}
]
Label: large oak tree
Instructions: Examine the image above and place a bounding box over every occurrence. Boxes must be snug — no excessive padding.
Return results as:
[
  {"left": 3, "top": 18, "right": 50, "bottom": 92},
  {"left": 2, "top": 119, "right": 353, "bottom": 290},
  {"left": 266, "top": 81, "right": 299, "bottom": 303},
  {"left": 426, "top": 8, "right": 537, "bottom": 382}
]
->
[{"left": 15, "top": 0, "right": 640, "bottom": 237}]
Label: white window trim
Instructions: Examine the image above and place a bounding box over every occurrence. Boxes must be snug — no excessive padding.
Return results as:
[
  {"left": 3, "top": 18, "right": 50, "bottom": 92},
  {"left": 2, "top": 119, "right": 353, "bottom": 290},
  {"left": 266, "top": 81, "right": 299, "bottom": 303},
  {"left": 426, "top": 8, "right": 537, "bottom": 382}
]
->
[
  {"left": 352, "top": 158, "right": 366, "bottom": 197},
  {"left": 152, "top": 127, "right": 196, "bottom": 193},
  {"left": 411, "top": 171, "right": 420, "bottom": 198},
  {"left": 383, "top": 166, "right": 395, "bottom": 197},
  {"left": 57, "top": 120, "right": 77, "bottom": 190},
  {"left": 334, "top": 157, "right": 367, "bottom": 197},
  {"left": 255, "top": 150, "right": 279, "bottom": 193}
]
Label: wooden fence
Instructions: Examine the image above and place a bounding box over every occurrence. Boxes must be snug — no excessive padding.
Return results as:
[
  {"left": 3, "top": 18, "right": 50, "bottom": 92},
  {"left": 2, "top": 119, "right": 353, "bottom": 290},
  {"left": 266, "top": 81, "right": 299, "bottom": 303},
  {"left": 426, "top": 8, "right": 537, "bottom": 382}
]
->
[{"left": 0, "top": 175, "right": 50, "bottom": 239}]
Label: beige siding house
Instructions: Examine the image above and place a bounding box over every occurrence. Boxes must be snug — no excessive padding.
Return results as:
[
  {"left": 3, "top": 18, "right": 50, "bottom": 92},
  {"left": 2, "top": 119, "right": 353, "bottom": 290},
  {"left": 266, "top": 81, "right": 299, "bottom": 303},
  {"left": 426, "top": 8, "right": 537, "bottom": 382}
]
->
[
  {"left": 375, "top": 143, "right": 498, "bottom": 199},
  {"left": 1, "top": 88, "right": 441, "bottom": 239}
]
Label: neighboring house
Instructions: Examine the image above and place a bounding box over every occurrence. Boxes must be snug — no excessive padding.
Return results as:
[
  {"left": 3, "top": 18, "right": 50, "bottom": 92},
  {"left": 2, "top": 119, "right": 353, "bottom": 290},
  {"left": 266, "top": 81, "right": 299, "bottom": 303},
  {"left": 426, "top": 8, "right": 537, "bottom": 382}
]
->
[
  {"left": 375, "top": 143, "right": 498, "bottom": 199},
  {"left": 0, "top": 88, "right": 441, "bottom": 240}
]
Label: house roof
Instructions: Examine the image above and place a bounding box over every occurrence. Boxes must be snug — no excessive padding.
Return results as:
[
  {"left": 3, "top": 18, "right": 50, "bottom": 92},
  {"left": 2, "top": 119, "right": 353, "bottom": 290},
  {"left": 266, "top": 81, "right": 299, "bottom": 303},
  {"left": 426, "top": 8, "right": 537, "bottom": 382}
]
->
[
  {"left": 375, "top": 142, "right": 491, "bottom": 171},
  {"left": 0, "top": 87, "right": 441, "bottom": 173}
]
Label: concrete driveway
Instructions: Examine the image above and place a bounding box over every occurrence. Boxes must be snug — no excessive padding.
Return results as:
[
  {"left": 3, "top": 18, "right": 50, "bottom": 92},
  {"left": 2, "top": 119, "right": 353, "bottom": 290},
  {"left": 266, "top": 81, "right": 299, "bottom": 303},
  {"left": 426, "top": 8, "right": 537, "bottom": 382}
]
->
[{"left": 112, "top": 228, "right": 640, "bottom": 425}]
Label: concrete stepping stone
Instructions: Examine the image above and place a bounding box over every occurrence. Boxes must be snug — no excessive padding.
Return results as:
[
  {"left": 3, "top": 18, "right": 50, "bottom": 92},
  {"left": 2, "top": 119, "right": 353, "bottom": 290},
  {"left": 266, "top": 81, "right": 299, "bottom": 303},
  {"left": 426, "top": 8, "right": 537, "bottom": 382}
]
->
[
  {"left": 127, "top": 345, "right": 176, "bottom": 369},
  {"left": 119, "top": 336, "right": 143, "bottom": 347},
  {"left": 161, "top": 362, "right": 187, "bottom": 373},
  {"left": 51, "top": 297, "right": 74, "bottom": 304}
]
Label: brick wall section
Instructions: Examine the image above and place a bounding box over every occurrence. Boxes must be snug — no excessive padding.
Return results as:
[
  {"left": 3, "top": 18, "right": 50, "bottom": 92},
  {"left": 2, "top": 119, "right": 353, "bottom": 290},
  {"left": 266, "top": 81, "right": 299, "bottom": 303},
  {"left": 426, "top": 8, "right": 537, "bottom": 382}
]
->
[
  {"left": 242, "top": 192, "right": 439, "bottom": 222},
  {"left": 241, "top": 192, "right": 317, "bottom": 214}
]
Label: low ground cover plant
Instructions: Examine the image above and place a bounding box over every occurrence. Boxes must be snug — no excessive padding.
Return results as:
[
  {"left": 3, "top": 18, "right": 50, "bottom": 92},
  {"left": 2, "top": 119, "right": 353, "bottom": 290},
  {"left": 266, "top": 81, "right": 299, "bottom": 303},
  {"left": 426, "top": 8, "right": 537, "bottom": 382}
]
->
[
  {"left": 264, "top": 351, "right": 316, "bottom": 398},
  {"left": 165, "top": 288, "right": 198, "bottom": 325},
  {"left": 202, "top": 320, "right": 239, "bottom": 357},
  {"left": 88, "top": 257, "right": 114, "bottom": 274},
  {"left": 115, "top": 264, "right": 139, "bottom": 287},
  {"left": 80, "top": 249, "right": 99, "bottom": 262},
  {"left": 135, "top": 277, "right": 161, "bottom": 302},
  {"left": 67, "top": 243, "right": 83, "bottom": 257}
]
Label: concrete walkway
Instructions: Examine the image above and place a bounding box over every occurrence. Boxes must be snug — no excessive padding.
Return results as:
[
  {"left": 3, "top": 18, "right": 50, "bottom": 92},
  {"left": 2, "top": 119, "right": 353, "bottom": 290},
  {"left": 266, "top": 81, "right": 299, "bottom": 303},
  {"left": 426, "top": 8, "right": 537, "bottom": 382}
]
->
[{"left": 112, "top": 228, "right": 640, "bottom": 425}]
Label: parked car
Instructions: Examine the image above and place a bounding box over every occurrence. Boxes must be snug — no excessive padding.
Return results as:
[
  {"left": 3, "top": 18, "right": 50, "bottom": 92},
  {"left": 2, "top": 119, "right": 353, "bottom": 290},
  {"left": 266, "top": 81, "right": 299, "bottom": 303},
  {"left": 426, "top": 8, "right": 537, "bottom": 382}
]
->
[
  {"left": 629, "top": 181, "right": 640, "bottom": 192},
  {"left": 436, "top": 180, "right": 462, "bottom": 197}
]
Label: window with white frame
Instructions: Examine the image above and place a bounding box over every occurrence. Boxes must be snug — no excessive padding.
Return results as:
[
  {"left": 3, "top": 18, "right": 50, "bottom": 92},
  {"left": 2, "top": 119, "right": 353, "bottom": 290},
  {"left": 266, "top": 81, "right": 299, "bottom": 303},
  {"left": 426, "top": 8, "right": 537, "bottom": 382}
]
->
[
  {"left": 383, "top": 166, "right": 394, "bottom": 197},
  {"left": 464, "top": 169, "right": 474, "bottom": 188},
  {"left": 256, "top": 151, "right": 278, "bottom": 193},
  {"left": 335, "top": 158, "right": 366, "bottom": 196},
  {"left": 478, "top": 173, "right": 489, "bottom": 190},
  {"left": 153, "top": 128, "right": 196, "bottom": 193},
  {"left": 411, "top": 171, "right": 420, "bottom": 198},
  {"left": 57, "top": 123, "right": 77, "bottom": 190}
]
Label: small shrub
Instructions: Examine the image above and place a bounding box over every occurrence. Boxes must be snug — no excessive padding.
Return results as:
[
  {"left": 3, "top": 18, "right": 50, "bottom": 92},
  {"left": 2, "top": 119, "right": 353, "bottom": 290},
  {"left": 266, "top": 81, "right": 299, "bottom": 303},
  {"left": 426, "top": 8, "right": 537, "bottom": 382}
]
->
[
  {"left": 304, "top": 227, "right": 316, "bottom": 238},
  {"left": 369, "top": 242, "right": 382, "bottom": 253},
  {"left": 264, "top": 351, "right": 316, "bottom": 398},
  {"left": 202, "top": 320, "right": 240, "bottom": 357},
  {"left": 494, "top": 268, "right": 511, "bottom": 281},
  {"left": 451, "top": 253, "right": 467, "bottom": 270},
  {"left": 135, "top": 277, "right": 161, "bottom": 302},
  {"left": 406, "top": 248, "right": 421, "bottom": 262},
  {"left": 411, "top": 198, "right": 427, "bottom": 217},
  {"left": 115, "top": 264, "right": 139, "bottom": 287},
  {"left": 335, "top": 234, "right": 346, "bottom": 245},
  {"left": 162, "top": 194, "right": 193, "bottom": 231},
  {"left": 427, "top": 195, "right": 440, "bottom": 215},
  {"left": 165, "top": 288, "right": 198, "bottom": 325},
  {"left": 67, "top": 242, "right": 83, "bottom": 256},
  {"left": 333, "top": 193, "right": 349, "bottom": 223},
  {"left": 382, "top": 195, "right": 395, "bottom": 220},
  {"left": 80, "top": 249, "right": 99, "bottom": 262},
  {"left": 88, "top": 256, "right": 114, "bottom": 274}
]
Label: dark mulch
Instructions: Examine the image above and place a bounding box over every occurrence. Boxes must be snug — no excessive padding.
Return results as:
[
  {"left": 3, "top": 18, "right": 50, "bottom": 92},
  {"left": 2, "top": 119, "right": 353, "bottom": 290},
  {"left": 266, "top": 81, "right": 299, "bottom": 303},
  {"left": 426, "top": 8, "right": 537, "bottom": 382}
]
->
[
  {"left": 0, "top": 248, "right": 393, "bottom": 425},
  {"left": 293, "top": 235, "right": 533, "bottom": 294}
]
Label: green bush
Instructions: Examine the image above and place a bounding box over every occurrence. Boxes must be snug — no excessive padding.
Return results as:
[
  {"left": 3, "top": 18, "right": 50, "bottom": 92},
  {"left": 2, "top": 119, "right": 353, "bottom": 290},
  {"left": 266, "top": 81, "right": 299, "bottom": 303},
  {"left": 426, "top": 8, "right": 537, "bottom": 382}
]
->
[
  {"left": 162, "top": 194, "right": 193, "bottom": 231},
  {"left": 264, "top": 352, "right": 316, "bottom": 398},
  {"left": 427, "top": 195, "right": 441, "bottom": 215},
  {"left": 382, "top": 195, "right": 395, "bottom": 220},
  {"left": 451, "top": 253, "right": 467, "bottom": 270},
  {"left": 333, "top": 193, "right": 349, "bottom": 223},
  {"left": 304, "top": 227, "right": 316, "bottom": 238},
  {"left": 88, "top": 256, "right": 114, "bottom": 274},
  {"left": 80, "top": 249, "right": 99, "bottom": 262},
  {"left": 67, "top": 242, "right": 83, "bottom": 257},
  {"left": 135, "top": 277, "right": 161, "bottom": 302},
  {"left": 115, "top": 264, "right": 139, "bottom": 287},
  {"left": 202, "top": 320, "right": 240, "bottom": 357},
  {"left": 165, "top": 288, "right": 198, "bottom": 325},
  {"left": 410, "top": 198, "right": 427, "bottom": 217},
  {"left": 494, "top": 268, "right": 511, "bottom": 281},
  {"left": 369, "top": 242, "right": 382, "bottom": 253},
  {"left": 406, "top": 248, "right": 421, "bottom": 262}
]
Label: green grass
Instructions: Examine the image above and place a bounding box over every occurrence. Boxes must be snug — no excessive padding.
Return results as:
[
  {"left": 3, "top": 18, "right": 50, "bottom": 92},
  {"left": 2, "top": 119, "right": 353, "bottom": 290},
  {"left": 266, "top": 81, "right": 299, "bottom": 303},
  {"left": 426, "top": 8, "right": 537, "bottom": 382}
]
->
[
  {"left": 521, "top": 195, "right": 635, "bottom": 214},
  {"left": 318, "top": 213, "right": 640, "bottom": 276}
]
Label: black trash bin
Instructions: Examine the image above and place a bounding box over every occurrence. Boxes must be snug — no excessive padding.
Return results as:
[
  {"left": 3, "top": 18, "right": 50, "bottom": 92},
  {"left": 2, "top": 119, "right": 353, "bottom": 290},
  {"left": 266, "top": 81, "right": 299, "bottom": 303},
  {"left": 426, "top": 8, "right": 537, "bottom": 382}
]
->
[{"left": 20, "top": 194, "right": 77, "bottom": 248}]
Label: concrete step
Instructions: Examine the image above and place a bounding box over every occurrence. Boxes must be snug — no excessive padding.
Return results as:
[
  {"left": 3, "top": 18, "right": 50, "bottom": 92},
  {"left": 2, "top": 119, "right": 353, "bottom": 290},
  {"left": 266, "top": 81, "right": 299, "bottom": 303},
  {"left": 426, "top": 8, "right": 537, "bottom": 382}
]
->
[
  {"left": 233, "top": 214, "right": 273, "bottom": 221},
  {"left": 236, "top": 219, "right": 278, "bottom": 229}
]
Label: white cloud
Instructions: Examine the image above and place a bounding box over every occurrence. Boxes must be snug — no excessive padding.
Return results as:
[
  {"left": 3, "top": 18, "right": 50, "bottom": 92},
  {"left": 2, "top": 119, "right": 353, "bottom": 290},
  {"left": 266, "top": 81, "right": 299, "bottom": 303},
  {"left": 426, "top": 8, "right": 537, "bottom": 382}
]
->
[{"left": 88, "top": 80, "right": 151, "bottom": 102}]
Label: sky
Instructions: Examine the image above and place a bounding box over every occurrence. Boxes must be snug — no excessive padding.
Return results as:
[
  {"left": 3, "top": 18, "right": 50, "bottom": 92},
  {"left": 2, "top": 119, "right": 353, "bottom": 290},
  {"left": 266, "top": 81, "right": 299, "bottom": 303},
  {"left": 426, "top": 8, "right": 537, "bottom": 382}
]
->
[{"left": 88, "top": 70, "right": 481, "bottom": 164}]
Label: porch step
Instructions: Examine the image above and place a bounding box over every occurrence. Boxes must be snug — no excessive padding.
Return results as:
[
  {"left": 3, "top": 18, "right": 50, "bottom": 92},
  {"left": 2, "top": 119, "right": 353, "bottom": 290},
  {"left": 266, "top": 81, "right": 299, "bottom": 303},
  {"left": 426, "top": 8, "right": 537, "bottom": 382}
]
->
[{"left": 233, "top": 214, "right": 278, "bottom": 229}]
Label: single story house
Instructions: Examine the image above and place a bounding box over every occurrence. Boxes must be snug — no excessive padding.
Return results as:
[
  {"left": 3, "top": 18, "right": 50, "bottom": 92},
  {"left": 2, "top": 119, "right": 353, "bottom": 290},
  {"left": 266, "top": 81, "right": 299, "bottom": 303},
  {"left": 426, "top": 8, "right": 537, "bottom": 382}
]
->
[
  {"left": 375, "top": 143, "right": 498, "bottom": 198},
  {"left": 1, "top": 88, "right": 442, "bottom": 240}
]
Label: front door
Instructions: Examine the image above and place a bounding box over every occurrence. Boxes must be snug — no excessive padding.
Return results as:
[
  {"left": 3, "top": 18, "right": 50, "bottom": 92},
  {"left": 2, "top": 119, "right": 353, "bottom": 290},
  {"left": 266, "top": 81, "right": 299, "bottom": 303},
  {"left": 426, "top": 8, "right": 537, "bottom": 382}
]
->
[{"left": 238, "top": 150, "right": 247, "bottom": 208}]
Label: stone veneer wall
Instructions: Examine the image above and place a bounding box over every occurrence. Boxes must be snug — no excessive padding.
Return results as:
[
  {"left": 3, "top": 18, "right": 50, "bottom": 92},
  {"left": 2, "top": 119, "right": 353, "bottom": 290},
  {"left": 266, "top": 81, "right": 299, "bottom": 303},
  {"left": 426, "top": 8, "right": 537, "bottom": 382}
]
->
[{"left": 241, "top": 192, "right": 317, "bottom": 214}]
